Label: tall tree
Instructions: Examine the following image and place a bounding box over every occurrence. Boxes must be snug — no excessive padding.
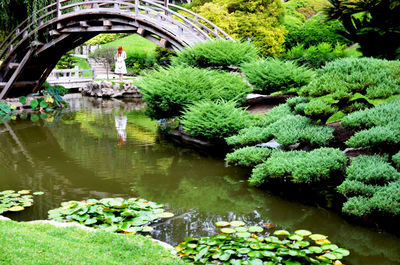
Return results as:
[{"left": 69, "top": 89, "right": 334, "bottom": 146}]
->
[{"left": 325, "top": 0, "right": 400, "bottom": 59}]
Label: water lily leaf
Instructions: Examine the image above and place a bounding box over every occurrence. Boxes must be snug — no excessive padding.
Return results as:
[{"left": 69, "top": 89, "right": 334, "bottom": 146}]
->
[
  {"left": 248, "top": 258, "right": 263, "bottom": 265},
  {"left": 284, "top": 260, "right": 301, "bottom": 265},
  {"left": 235, "top": 232, "right": 251, "bottom": 238},
  {"left": 274, "top": 230, "right": 290, "bottom": 236},
  {"left": 30, "top": 114, "right": 39, "bottom": 122},
  {"left": 308, "top": 246, "right": 323, "bottom": 253},
  {"left": 84, "top": 218, "right": 97, "bottom": 225},
  {"left": 19, "top": 96, "right": 27, "bottom": 104},
  {"left": 17, "top": 190, "right": 30, "bottom": 195},
  {"left": 321, "top": 244, "right": 338, "bottom": 251},
  {"left": 141, "top": 226, "right": 154, "bottom": 232},
  {"left": 323, "top": 253, "right": 338, "bottom": 260},
  {"left": 33, "top": 192, "right": 44, "bottom": 195},
  {"left": 295, "top": 230, "right": 312, "bottom": 237},
  {"left": 230, "top": 259, "right": 241, "bottom": 265},
  {"left": 334, "top": 248, "right": 350, "bottom": 256},
  {"left": 238, "top": 248, "right": 251, "bottom": 254},
  {"left": 248, "top": 226, "right": 263, "bottom": 233},
  {"left": 288, "top": 234, "right": 303, "bottom": 241},
  {"left": 261, "top": 250, "right": 276, "bottom": 257},
  {"left": 2, "top": 190, "right": 15, "bottom": 194},
  {"left": 8, "top": 206, "right": 25, "bottom": 212},
  {"left": 30, "top": 99, "right": 39, "bottom": 109},
  {"left": 218, "top": 252, "right": 231, "bottom": 261},
  {"left": 315, "top": 238, "right": 331, "bottom": 245},
  {"left": 221, "top": 228, "right": 236, "bottom": 234},
  {"left": 187, "top": 243, "right": 197, "bottom": 249},
  {"left": 235, "top": 227, "right": 248, "bottom": 232},
  {"left": 215, "top": 221, "right": 230, "bottom": 227},
  {"left": 40, "top": 101, "right": 49, "bottom": 109},
  {"left": 160, "top": 212, "right": 174, "bottom": 218},
  {"left": 297, "top": 241, "right": 310, "bottom": 247},
  {"left": 230, "top": 220, "right": 245, "bottom": 227},
  {"left": 309, "top": 234, "right": 327, "bottom": 240}
]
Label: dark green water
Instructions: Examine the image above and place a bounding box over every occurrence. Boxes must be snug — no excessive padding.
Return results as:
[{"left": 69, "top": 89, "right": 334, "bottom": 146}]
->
[{"left": 0, "top": 96, "right": 399, "bottom": 265}]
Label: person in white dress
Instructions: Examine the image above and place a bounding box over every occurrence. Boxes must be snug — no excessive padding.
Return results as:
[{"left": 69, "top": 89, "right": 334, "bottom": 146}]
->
[
  {"left": 115, "top": 45, "right": 127, "bottom": 81},
  {"left": 115, "top": 111, "right": 127, "bottom": 146}
]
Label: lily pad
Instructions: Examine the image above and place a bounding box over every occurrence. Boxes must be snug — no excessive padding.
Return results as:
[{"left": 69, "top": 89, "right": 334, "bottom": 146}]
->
[
  {"left": 221, "top": 228, "right": 236, "bottom": 234},
  {"left": 160, "top": 212, "right": 174, "bottom": 218},
  {"left": 309, "top": 234, "right": 327, "bottom": 240},
  {"left": 18, "top": 190, "right": 30, "bottom": 195},
  {"left": 274, "top": 230, "right": 290, "bottom": 236},
  {"left": 295, "top": 229, "right": 312, "bottom": 237},
  {"left": 321, "top": 244, "right": 339, "bottom": 251},
  {"left": 215, "top": 221, "right": 230, "bottom": 227},
  {"left": 288, "top": 234, "right": 303, "bottom": 241},
  {"left": 33, "top": 191, "right": 44, "bottom": 196},
  {"left": 334, "top": 248, "right": 350, "bottom": 256},
  {"left": 236, "top": 232, "right": 251, "bottom": 238},
  {"left": 8, "top": 206, "right": 25, "bottom": 212},
  {"left": 248, "top": 226, "right": 263, "bottom": 233},
  {"left": 230, "top": 220, "right": 245, "bottom": 227},
  {"left": 308, "top": 246, "right": 323, "bottom": 254},
  {"left": 235, "top": 227, "right": 248, "bottom": 232},
  {"left": 141, "top": 226, "right": 154, "bottom": 232}
]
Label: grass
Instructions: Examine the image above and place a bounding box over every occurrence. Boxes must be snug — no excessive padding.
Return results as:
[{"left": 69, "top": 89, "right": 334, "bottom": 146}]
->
[
  {"left": 73, "top": 56, "right": 92, "bottom": 77},
  {"left": 0, "top": 220, "right": 184, "bottom": 265},
  {"left": 102, "top": 34, "right": 157, "bottom": 57}
]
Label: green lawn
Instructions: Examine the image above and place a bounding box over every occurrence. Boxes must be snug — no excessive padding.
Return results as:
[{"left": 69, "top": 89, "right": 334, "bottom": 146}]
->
[
  {"left": 103, "top": 34, "right": 157, "bottom": 58},
  {"left": 73, "top": 56, "right": 92, "bottom": 77},
  {"left": 0, "top": 220, "right": 184, "bottom": 265}
]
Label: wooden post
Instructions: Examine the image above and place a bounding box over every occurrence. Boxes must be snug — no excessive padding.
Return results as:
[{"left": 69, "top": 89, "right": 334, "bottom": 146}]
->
[
  {"left": 57, "top": 0, "right": 61, "bottom": 18},
  {"left": 135, "top": 0, "right": 139, "bottom": 16}
]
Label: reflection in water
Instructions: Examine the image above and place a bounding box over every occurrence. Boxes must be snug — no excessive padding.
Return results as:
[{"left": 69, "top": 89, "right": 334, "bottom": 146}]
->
[
  {"left": 0, "top": 96, "right": 399, "bottom": 265},
  {"left": 115, "top": 112, "right": 127, "bottom": 146}
]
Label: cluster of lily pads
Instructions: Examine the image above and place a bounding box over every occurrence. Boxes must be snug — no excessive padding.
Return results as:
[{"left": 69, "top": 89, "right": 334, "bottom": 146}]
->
[
  {"left": 48, "top": 197, "right": 174, "bottom": 233},
  {"left": 175, "top": 221, "right": 350, "bottom": 264},
  {"left": 0, "top": 190, "right": 44, "bottom": 214}
]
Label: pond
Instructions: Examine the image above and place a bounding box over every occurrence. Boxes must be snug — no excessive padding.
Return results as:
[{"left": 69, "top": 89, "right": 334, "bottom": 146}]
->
[{"left": 0, "top": 95, "right": 399, "bottom": 265}]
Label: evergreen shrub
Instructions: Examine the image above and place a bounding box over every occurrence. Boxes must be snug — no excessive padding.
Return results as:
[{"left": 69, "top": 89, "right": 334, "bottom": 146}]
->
[
  {"left": 241, "top": 59, "right": 314, "bottom": 94},
  {"left": 225, "top": 127, "right": 272, "bottom": 147},
  {"left": 181, "top": 101, "right": 255, "bottom": 140},
  {"left": 304, "top": 99, "right": 338, "bottom": 122},
  {"left": 393, "top": 151, "right": 400, "bottom": 169},
  {"left": 225, "top": 147, "right": 272, "bottom": 167},
  {"left": 261, "top": 103, "right": 294, "bottom": 126},
  {"left": 171, "top": 40, "right": 259, "bottom": 68},
  {"left": 345, "top": 125, "right": 400, "bottom": 149},
  {"left": 339, "top": 155, "right": 400, "bottom": 217},
  {"left": 137, "top": 66, "right": 251, "bottom": 119},
  {"left": 250, "top": 148, "right": 346, "bottom": 185}
]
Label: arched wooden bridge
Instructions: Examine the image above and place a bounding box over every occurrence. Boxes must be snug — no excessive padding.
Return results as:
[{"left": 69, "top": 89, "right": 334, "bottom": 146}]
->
[{"left": 0, "top": 0, "right": 232, "bottom": 99}]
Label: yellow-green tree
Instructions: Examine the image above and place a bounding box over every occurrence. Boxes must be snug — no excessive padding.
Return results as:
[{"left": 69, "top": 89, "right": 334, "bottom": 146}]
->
[{"left": 195, "top": 0, "right": 286, "bottom": 56}]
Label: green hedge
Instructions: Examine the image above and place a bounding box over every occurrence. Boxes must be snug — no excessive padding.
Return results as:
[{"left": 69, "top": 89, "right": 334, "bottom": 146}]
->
[
  {"left": 241, "top": 58, "right": 314, "bottom": 94},
  {"left": 345, "top": 125, "right": 400, "bottom": 149},
  {"left": 171, "top": 40, "right": 259, "bottom": 68},
  {"left": 339, "top": 155, "right": 400, "bottom": 217},
  {"left": 225, "top": 147, "right": 272, "bottom": 167},
  {"left": 261, "top": 103, "right": 294, "bottom": 126},
  {"left": 226, "top": 114, "right": 333, "bottom": 147},
  {"left": 136, "top": 66, "right": 251, "bottom": 119},
  {"left": 250, "top": 148, "right": 347, "bottom": 185},
  {"left": 181, "top": 101, "right": 256, "bottom": 140},
  {"left": 393, "top": 151, "right": 400, "bottom": 169},
  {"left": 304, "top": 99, "right": 338, "bottom": 122},
  {"left": 341, "top": 100, "right": 400, "bottom": 129},
  {"left": 225, "top": 127, "right": 272, "bottom": 147}
]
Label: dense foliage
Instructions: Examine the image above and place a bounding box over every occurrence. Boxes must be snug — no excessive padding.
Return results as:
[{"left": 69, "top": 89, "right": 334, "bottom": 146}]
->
[
  {"left": 194, "top": 0, "right": 286, "bottom": 55},
  {"left": 181, "top": 101, "right": 256, "bottom": 140},
  {"left": 172, "top": 40, "right": 259, "bottom": 68},
  {"left": 299, "top": 58, "right": 400, "bottom": 120},
  {"left": 338, "top": 155, "right": 400, "bottom": 216},
  {"left": 136, "top": 66, "right": 251, "bottom": 119},
  {"left": 177, "top": 221, "right": 350, "bottom": 264},
  {"left": 241, "top": 59, "right": 314, "bottom": 94},
  {"left": 48, "top": 198, "right": 174, "bottom": 233},
  {"left": 250, "top": 148, "right": 347, "bottom": 185},
  {"left": 325, "top": 0, "right": 400, "bottom": 59},
  {"left": 283, "top": 42, "right": 358, "bottom": 69},
  {"left": 225, "top": 146, "right": 272, "bottom": 167},
  {"left": 86, "top": 33, "right": 129, "bottom": 45}
]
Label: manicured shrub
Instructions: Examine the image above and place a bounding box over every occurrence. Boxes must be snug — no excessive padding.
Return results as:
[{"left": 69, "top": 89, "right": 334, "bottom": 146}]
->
[
  {"left": 171, "top": 40, "right": 259, "bottom": 68},
  {"left": 345, "top": 125, "right": 400, "bottom": 149},
  {"left": 261, "top": 103, "right": 294, "bottom": 126},
  {"left": 304, "top": 99, "right": 338, "bottom": 122},
  {"left": 286, "top": 96, "right": 310, "bottom": 108},
  {"left": 250, "top": 148, "right": 347, "bottom": 185},
  {"left": 301, "top": 58, "right": 400, "bottom": 99},
  {"left": 370, "top": 181, "right": 400, "bottom": 216},
  {"left": 283, "top": 42, "right": 355, "bottom": 68},
  {"left": 345, "top": 155, "right": 400, "bottom": 185},
  {"left": 225, "top": 127, "right": 272, "bottom": 147},
  {"left": 136, "top": 66, "right": 251, "bottom": 119},
  {"left": 337, "top": 180, "right": 378, "bottom": 197},
  {"left": 341, "top": 100, "right": 400, "bottom": 129},
  {"left": 181, "top": 101, "right": 255, "bottom": 140},
  {"left": 225, "top": 147, "right": 272, "bottom": 167},
  {"left": 342, "top": 196, "right": 373, "bottom": 217},
  {"left": 241, "top": 58, "right": 314, "bottom": 94},
  {"left": 393, "top": 151, "right": 400, "bottom": 169}
]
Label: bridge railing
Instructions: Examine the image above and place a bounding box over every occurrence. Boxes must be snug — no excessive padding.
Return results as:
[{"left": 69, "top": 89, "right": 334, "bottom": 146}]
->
[
  {"left": 47, "top": 67, "right": 95, "bottom": 81},
  {"left": 0, "top": 0, "right": 232, "bottom": 64}
]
